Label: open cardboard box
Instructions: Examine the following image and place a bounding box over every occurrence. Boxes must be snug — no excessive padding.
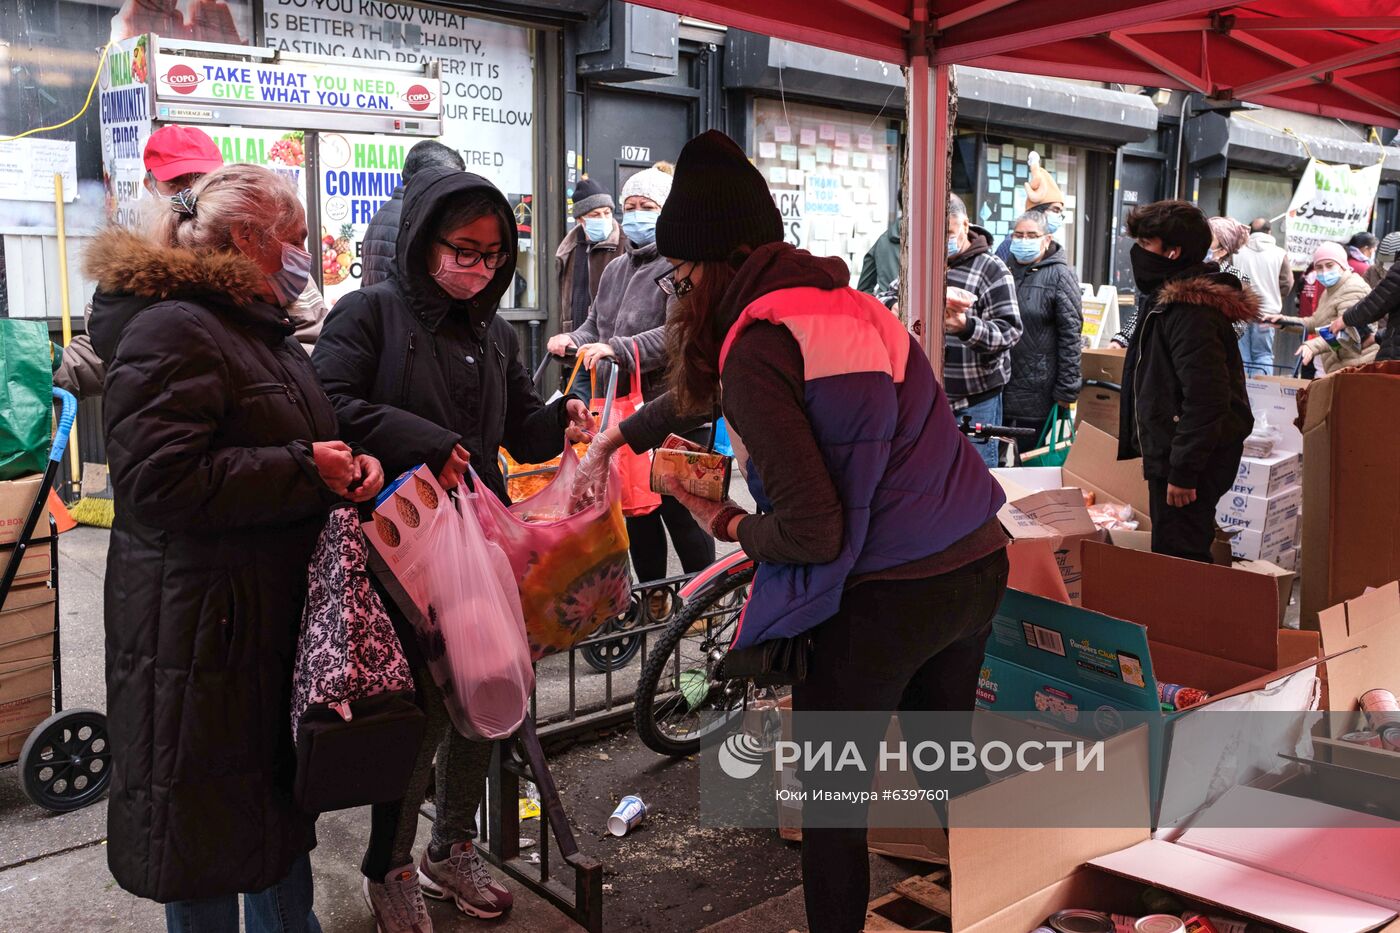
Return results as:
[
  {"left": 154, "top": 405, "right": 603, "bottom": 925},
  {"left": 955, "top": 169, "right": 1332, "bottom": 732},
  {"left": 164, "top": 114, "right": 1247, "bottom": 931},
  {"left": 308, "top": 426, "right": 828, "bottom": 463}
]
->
[
  {"left": 1315, "top": 582, "right": 1400, "bottom": 779},
  {"left": 1300, "top": 365, "right": 1400, "bottom": 629},
  {"left": 1076, "top": 347, "right": 1126, "bottom": 439},
  {"left": 947, "top": 730, "right": 1400, "bottom": 932}
]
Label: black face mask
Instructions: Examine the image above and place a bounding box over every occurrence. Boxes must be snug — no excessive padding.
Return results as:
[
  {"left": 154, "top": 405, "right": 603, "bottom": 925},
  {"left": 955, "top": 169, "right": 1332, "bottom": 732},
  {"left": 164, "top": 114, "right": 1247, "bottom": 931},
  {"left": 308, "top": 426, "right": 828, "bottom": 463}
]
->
[{"left": 1130, "top": 243, "right": 1195, "bottom": 294}]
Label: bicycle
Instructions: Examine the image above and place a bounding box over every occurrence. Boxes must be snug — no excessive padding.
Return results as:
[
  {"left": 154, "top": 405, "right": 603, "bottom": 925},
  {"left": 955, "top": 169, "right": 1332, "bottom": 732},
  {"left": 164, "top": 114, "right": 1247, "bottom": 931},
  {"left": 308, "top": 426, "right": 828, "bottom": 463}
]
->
[{"left": 632, "top": 418, "right": 1037, "bottom": 757}]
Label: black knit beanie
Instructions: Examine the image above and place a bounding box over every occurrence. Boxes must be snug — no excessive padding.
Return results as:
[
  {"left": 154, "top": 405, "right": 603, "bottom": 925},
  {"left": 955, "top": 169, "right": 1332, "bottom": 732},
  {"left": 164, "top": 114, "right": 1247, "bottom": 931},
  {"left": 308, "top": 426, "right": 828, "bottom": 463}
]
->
[
  {"left": 571, "top": 176, "right": 613, "bottom": 219},
  {"left": 656, "top": 130, "right": 784, "bottom": 262}
]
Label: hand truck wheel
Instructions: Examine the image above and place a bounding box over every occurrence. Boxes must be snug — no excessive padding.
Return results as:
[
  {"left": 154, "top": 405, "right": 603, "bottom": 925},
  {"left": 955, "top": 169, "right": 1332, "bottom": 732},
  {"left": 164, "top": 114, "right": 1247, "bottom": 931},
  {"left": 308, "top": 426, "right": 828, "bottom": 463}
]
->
[{"left": 20, "top": 708, "right": 112, "bottom": 812}]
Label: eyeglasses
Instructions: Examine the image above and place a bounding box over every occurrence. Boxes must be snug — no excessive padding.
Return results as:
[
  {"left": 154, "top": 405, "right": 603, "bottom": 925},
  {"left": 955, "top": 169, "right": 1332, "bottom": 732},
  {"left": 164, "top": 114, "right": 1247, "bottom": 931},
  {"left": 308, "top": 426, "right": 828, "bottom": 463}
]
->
[
  {"left": 437, "top": 239, "right": 511, "bottom": 270},
  {"left": 655, "top": 264, "right": 695, "bottom": 298},
  {"left": 1010, "top": 232, "right": 1045, "bottom": 240}
]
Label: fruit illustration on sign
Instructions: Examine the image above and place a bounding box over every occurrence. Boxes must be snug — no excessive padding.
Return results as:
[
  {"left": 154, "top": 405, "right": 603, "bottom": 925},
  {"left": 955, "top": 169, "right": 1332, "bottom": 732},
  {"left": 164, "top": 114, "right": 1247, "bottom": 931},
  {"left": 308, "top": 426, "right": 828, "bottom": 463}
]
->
[
  {"left": 269, "top": 131, "right": 304, "bottom": 167},
  {"left": 322, "top": 223, "right": 354, "bottom": 285},
  {"left": 132, "top": 37, "right": 148, "bottom": 83}
]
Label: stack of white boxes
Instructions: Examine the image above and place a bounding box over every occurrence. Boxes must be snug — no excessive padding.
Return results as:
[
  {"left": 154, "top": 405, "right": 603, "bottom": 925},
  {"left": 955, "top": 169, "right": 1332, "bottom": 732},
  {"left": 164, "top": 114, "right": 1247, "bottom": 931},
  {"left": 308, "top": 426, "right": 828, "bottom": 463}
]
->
[
  {"left": 1218, "top": 451, "right": 1301, "bottom": 569},
  {"left": 1218, "top": 379, "right": 1308, "bottom": 572}
]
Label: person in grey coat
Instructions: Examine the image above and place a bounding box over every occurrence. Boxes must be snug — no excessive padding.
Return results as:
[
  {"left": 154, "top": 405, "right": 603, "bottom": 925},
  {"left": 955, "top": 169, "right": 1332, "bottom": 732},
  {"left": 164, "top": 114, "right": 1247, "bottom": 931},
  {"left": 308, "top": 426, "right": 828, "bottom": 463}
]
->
[
  {"left": 546, "top": 162, "right": 716, "bottom": 584},
  {"left": 359, "top": 140, "right": 465, "bottom": 288},
  {"left": 1003, "top": 210, "right": 1083, "bottom": 441}
]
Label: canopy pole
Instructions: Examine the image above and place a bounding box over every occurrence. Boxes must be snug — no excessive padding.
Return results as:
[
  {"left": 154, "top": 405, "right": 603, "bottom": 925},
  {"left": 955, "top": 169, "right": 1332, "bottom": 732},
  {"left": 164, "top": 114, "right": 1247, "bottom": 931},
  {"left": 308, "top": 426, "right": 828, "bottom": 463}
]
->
[{"left": 907, "top": 45, "right": 949, "bottom": 383}]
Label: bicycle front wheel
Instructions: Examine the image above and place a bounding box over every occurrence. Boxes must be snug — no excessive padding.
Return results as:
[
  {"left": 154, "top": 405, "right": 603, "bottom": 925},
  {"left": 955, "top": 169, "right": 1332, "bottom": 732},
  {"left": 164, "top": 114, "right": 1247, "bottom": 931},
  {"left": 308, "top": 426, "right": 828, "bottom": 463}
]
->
[{"left": 633, "top": 564, "right": 755, "bottom": 757}]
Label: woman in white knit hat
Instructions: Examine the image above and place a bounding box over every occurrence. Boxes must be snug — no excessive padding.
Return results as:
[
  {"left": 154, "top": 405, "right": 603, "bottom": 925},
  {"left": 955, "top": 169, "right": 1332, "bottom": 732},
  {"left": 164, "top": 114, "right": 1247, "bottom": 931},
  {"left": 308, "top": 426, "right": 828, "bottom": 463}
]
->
[{"left": 548, "top": 161, "right": 717, "bottom": 586}]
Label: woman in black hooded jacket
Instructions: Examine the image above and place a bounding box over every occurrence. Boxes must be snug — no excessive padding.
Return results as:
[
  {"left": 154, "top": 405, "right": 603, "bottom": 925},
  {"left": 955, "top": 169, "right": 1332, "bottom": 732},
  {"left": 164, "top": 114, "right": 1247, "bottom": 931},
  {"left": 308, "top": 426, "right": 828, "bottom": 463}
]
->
[{"left": 313, "top": 167, "right": 590, "bottom": 929}]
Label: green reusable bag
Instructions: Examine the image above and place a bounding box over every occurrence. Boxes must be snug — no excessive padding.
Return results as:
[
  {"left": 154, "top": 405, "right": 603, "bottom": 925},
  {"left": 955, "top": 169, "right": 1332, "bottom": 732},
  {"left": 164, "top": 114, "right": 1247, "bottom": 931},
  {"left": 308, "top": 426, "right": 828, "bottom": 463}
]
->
[
  {"left": 1020, "top": 406, "right": 1075, "bottom": 468},
  {"left": 0, "top": 319, "right": 54, "bottom": 480}
]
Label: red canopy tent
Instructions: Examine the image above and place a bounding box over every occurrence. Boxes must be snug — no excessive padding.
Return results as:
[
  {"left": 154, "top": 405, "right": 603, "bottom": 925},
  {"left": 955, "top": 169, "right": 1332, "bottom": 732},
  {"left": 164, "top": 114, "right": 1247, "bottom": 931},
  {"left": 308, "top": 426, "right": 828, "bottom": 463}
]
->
[{"left": 626, "top": 0, "right": 1400, "bottom": 370}]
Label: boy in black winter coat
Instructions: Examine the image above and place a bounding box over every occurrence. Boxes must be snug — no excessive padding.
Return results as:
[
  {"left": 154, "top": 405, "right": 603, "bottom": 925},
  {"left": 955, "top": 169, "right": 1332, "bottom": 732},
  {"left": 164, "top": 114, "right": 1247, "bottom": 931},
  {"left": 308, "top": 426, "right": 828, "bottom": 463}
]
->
[{"left": 1118, "top": 201, "right": 1257, "bottom": 563}]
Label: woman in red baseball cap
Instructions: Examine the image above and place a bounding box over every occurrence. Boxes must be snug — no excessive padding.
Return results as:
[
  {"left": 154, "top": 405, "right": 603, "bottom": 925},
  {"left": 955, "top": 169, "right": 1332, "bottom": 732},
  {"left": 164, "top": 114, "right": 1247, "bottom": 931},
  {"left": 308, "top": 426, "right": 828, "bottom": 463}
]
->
[{"left": 142, "top": 125, "right": 224, "bottom": 197}]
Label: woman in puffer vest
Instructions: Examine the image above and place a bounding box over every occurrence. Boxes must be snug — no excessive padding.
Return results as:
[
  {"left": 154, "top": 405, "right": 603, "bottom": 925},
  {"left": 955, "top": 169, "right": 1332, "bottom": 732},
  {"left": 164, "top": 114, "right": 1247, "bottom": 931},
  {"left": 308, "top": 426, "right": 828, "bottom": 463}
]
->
[{"left": 574, "top": 131, "right": 1010, "bottom": 933}]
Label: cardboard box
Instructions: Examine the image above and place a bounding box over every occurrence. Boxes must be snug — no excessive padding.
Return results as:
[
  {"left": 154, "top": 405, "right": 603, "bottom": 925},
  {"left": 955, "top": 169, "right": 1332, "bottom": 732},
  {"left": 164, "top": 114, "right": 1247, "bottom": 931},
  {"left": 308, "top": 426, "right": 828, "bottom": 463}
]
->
[
  {"left": 1247, "top": 375, "right": 1308, "bottom": 457},
  {"left": 1230, "top": 520, "right": 1301, "bottom": 564},
  {"left": 996, "top": 487, "right": 1103, "bottom": 605},
  {"left": 0, "top": 474, "right": 52, "bottom": 547},
  {"left": 1233, "top": 559, "right": 1297, "bottom": 627},
  {"left": 1316, "top": 583, "right": 1400, "bottom": 770},
  {"left": 1234, "top": 451, "right": 1301, "bottom": 498},
  {"left": 0, "top": 693, "right": 49, "bottom": 764},
  {"left": 1300, "top": 366, "right": 1400, "bottom": 629},
  {"left": 0, "top": 598, "right": 55, "bottom": 670},
  {"left": 1217, "top": 484, "right": 1302, "bottom": 535},
  {"left": 1076, "top": 347, "right": 1126, "bottom": 438}
]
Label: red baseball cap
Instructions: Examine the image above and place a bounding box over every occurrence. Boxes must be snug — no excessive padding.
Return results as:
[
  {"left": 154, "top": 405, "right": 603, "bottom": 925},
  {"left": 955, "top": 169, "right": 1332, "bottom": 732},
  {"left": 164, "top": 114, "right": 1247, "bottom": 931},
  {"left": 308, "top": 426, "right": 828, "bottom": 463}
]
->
[{"left": 143, "top": 126, "right": 224, "bottom": 181}]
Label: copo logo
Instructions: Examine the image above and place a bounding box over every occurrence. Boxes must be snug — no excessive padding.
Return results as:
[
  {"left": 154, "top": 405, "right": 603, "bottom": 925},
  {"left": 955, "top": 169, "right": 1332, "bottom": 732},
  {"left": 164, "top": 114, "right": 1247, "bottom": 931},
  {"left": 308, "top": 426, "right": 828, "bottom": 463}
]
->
[
  {"left": 161, "top": 64, "right": 202, "bottom": 94},
  {"left": 402, "top": 84, "right": 434, "bottom": 111}
]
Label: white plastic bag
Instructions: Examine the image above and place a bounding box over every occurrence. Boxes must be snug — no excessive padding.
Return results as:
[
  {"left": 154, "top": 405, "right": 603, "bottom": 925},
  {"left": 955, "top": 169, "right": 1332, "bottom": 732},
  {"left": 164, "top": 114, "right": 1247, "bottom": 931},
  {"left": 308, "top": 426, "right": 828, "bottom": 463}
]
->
[{"left": 365, "top": 467, "right": 534, "bottom": 740}]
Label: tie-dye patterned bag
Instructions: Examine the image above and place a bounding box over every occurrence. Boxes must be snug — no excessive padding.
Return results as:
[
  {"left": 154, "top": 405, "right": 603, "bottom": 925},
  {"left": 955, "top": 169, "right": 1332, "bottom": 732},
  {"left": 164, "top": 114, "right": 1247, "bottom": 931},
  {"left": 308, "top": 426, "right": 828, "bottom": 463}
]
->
[{"left": 468, "top": 446, "right": 632, "bottom": 660}]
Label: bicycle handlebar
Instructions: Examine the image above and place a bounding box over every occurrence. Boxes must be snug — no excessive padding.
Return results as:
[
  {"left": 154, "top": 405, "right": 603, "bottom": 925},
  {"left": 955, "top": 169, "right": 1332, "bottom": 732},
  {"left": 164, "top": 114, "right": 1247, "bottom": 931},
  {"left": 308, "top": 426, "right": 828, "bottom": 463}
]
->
[{"left": 956, "top": 415, "right": 1039, "bottom": 441}]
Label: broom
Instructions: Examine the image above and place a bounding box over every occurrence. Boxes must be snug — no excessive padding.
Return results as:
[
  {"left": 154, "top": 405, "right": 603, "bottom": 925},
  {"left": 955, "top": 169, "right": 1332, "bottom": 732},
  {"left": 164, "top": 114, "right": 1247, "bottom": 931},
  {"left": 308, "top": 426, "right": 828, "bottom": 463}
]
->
[{"left": 68, "top": 461, "right": 114, "bottom": 528}]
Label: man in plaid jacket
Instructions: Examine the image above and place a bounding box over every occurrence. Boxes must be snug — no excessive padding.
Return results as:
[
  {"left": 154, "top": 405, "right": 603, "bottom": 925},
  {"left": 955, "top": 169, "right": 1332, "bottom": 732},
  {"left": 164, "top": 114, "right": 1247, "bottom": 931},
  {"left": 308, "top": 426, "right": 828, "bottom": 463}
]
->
[{"left": 944, "top": 194, "right": 1023, "bottom": 467}]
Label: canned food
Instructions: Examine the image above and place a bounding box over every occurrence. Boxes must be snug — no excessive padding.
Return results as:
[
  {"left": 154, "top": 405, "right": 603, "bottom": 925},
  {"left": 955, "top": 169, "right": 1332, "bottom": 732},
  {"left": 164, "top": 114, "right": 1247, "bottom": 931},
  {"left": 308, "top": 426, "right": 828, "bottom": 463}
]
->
[
  {"left": 1159, "top": 683, "right": 1212, "bottom": 711},
  {"left": 1111, "top": 915, "right": 1139, "bottom": 933},
  {"left": 1360, "top": 689, "right": 1400, "bottom": 748},
  {"left": 1181, "top": 914, "right": 1221, "bottom": 933},
  {"left": 1340, "top": 730, "right": 1385, "bottom": 749},
  {"left": 1135, "top": 916, "right": 1185, "bottom": 933},
  {"left": 1047, "top": 909, "right": 1115, "bottom": 933}
]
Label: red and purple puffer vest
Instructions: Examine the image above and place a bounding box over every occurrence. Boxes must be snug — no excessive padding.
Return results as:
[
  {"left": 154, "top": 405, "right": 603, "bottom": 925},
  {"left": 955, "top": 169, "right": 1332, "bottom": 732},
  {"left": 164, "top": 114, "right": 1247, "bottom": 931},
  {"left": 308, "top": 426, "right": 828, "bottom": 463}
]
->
[{"left": 719, "top": 286, "right": 1005, "bottom": 650}]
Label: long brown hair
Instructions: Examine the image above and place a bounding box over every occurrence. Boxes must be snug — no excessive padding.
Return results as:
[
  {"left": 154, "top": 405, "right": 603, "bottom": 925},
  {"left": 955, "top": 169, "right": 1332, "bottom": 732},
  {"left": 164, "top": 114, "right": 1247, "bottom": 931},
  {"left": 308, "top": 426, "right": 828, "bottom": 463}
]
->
[{"left": 666, "top": 253, "right": 745, "bottom": 416}]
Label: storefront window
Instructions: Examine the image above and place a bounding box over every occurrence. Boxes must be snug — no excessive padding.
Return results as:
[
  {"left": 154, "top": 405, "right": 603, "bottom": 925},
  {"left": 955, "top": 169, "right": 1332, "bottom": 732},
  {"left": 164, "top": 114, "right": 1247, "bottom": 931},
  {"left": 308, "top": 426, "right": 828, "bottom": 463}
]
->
[
  {"left": 751, "top": 99, "right": 898, "bottom": 277},
  {"left": 976, "top": 136, "right": 1084, "bottom": 267},
  {"left": 1225, "top": 170, "right": 1295, "bottom": 248}
]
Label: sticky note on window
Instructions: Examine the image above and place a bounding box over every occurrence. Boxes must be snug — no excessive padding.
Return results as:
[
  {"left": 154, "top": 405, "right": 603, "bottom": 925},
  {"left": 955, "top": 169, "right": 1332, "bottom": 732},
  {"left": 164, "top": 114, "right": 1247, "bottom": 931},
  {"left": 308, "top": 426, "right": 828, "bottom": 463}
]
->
[
  {"left": 787, "top": 168, "right": 805, "bottom": 185},
  {"left": 758, "top": 141, "right": 777, "bottom": 159},
  {"left": 780, "top": 144, "right": 798, "bottom": 162},
  {"left": 774, "top": 125, "right": 792, "bottom": 143},
  {"left": 833, "top": 150, "right": 850, "bottom": 166},
  {"left": 858, "top": 133, "right": 874, "bottom": 150},
  {"left": 800, "top": 154, "right": 817, "bottom": 172},
  {"left": 852, "top": 153, "right": 869, "bottom": 169},
  {"left": 872, "top": 153, "right": 887, "bottom": 170},
  {"left": 768, "top": 166, "right": 788, "bottom": 184},
  {"left": 835, "top": 131, "right": 851, "bottom": 148},
  {"left": 816, "top": 145, "right": 833, "bottom": 163},
  {"left": 819, "top": 124, "right": 836, "bottom": 141},
  {"left": 800, "top": 128, "right": 817, "bottom": 146}
]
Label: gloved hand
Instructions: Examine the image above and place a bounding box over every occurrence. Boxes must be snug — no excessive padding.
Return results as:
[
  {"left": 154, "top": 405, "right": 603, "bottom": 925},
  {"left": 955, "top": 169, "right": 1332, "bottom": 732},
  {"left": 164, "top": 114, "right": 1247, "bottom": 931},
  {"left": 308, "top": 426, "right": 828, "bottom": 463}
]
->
[
  {"left": 571, "top": 425, "right": 620, "bottom": 505},
  {"left": 667, "top": 481, "right": 749, "bottom": 543}
]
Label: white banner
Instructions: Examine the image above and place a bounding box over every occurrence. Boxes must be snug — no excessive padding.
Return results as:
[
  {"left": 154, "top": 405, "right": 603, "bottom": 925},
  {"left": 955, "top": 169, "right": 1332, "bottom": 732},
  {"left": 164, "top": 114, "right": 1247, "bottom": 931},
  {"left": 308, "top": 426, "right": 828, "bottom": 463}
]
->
[
  {"left": 1284, "top": 158, "right": 1382, "bottom": 267},
  {"left": 262, "top": 0, "right": 535, "bottom": 196}
]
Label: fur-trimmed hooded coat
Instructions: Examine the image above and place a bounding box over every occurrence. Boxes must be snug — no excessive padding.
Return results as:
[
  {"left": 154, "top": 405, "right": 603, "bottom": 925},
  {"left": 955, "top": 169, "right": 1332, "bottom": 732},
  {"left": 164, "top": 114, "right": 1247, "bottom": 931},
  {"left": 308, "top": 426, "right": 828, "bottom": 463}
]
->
[
  {"left": 85, "top": 228, "right": 342, "bottom": 903},
  {"left": 1119, "top": 267, "right": 1258, "bottom": 488}
]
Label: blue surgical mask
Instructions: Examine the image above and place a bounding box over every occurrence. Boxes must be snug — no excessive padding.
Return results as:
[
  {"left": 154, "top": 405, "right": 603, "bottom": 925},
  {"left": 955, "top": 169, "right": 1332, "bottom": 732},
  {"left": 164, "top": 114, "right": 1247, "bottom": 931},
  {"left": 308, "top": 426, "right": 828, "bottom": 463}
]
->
[
  {"left": 583, "top": 217, "right": 611, "bottom": 243},
  {"left": 1010, "top": 237, "right": 1043, "bottom": 264},
  {"left": 622, "top": 211, "right": 659, "bottom": 246},
  {"left": 268, "top": 242, "right": 312, "bottom": 307},
  {"left": 947, "top": 236, "right": 960, "bottom": 257},
  {"left": 1044, "top": 211, "right": 1064, "bottom": 235},
  {"left": 1318, "top": 269, "right": 1342, "bottom": 288}
]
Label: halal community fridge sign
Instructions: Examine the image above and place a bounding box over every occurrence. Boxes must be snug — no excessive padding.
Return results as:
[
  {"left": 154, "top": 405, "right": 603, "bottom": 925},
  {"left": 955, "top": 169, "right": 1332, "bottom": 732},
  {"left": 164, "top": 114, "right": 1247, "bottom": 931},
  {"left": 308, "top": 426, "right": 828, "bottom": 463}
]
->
[{"left": 152, "top": 53, "right": 442, "bottom": 118}]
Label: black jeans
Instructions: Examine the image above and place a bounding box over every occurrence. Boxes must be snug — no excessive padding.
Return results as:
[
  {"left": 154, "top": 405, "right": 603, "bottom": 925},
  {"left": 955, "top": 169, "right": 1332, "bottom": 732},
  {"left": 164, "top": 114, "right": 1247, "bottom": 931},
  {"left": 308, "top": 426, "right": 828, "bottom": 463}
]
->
[
  {"left": 626, "top": 496, "right": 716, "bottom": 583},
  {"left": 1147, "top": 444, "right": 1242, "bottom": 564},
  {"left": 791, "top": 548, "right": 1010, "bottom": 933}
]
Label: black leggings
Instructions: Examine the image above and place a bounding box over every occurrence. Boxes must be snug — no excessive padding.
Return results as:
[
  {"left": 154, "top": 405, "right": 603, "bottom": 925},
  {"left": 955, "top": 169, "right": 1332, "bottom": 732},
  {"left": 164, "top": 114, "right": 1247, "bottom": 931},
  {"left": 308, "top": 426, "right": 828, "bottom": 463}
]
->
[
  {"left": 625, "top": 497, "right": 716, "bottom": 583},
  {"left": 791, "top": 548, "right": 1010, "bottom": 933}
]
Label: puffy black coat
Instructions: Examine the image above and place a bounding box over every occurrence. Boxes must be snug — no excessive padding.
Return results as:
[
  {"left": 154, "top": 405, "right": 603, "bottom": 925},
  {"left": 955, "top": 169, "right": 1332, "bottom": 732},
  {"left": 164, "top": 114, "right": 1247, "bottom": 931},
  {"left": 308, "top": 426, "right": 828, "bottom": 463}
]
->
[
  {"left": 1004, "top": 241, "right": 1083, "bottom": 428},
  {"left": 1343, "top": 257, "right": 1400, "bottom": 361},
  {"left": 1119, "top": 268, "right": 1257, "bottom": 488},
  {"left": 86, "top": 230, "right": 341, "bottom": 902},
  {"left": 360, "top": 186, "right": 403, "bottom": 288},
  {"left": 313, "top": 168, "right": 569, "bottom": 501}
]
